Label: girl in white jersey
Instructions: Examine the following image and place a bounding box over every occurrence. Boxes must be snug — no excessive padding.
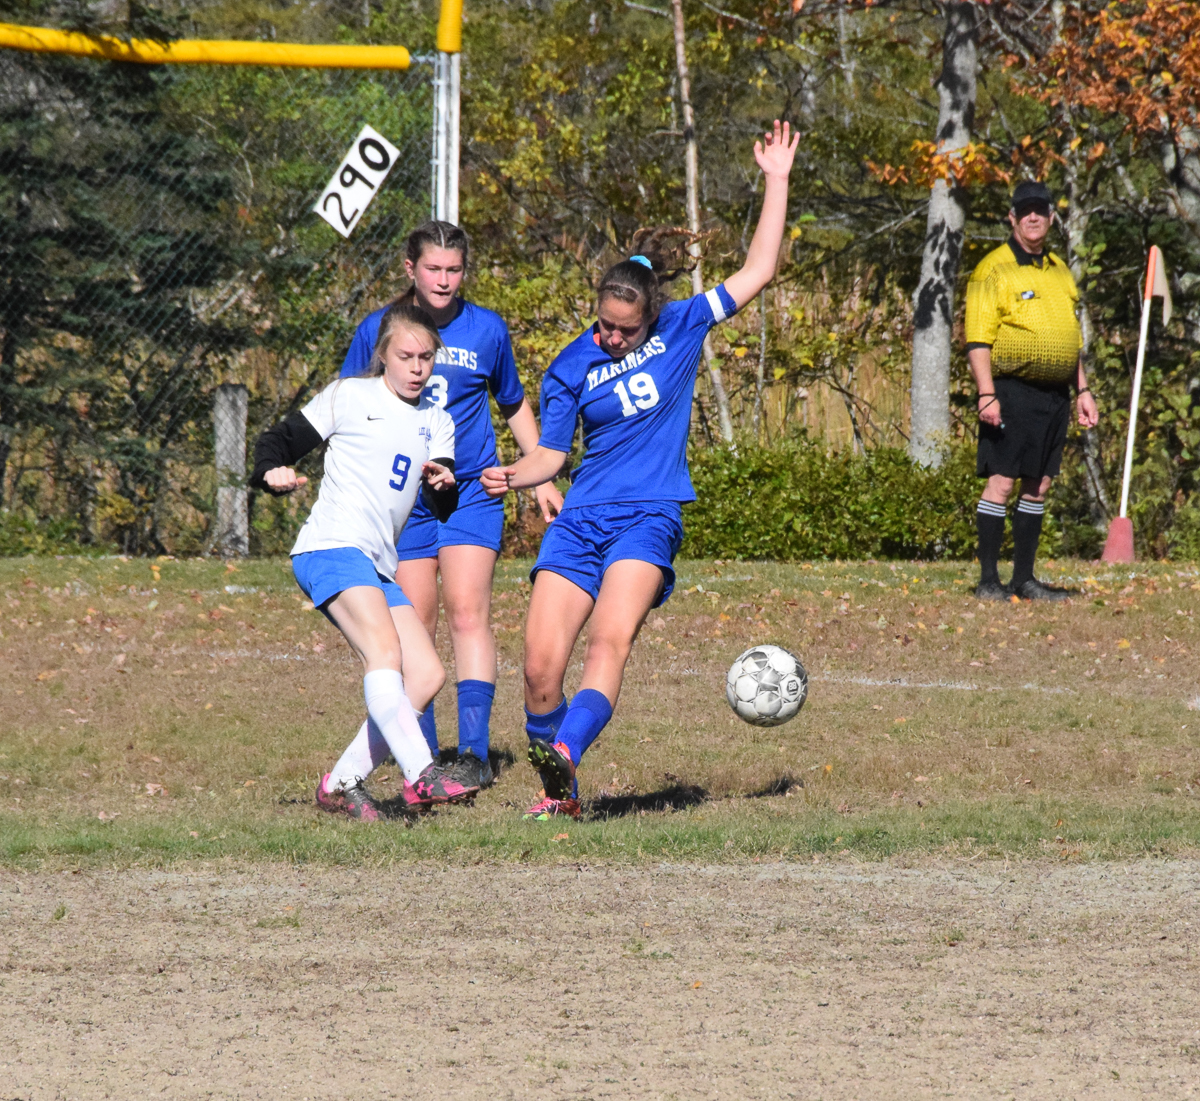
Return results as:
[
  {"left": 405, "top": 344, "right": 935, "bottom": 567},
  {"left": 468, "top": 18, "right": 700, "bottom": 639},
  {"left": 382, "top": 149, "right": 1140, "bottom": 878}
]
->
[{"left": 250, "top": 302, "right": 479, "bottom": 817}]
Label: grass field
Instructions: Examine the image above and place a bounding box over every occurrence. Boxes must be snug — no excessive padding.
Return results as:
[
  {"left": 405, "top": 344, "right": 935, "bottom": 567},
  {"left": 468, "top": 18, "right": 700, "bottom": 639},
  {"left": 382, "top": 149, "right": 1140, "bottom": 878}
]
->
[{"left": 2, "top": 554, "right": 1199, "bottom": 866}]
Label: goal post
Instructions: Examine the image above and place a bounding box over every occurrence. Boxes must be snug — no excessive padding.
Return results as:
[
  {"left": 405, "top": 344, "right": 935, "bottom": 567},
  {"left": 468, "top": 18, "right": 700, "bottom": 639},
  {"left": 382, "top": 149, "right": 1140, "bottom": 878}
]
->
[
  {"left": 0, "top": 21, "right": 412, "bottom": 69},
  {"left": 0, "top": 22, "right": 433, "bottom": 555},
  {"left": 434, "top": 0, "right": 463, "bottom": 223}
]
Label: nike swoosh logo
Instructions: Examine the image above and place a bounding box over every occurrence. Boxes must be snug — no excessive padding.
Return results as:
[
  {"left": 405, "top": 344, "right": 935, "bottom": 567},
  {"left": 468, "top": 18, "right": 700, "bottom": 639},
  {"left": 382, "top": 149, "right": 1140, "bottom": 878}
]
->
[{"left": 367, "top": 415, "right": 383, "bottom": 421}]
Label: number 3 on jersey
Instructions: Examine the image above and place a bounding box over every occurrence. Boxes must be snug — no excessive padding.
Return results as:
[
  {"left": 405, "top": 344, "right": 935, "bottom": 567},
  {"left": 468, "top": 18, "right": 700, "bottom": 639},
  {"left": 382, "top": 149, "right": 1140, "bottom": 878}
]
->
[
  {"left": 613, "top": 372, "right": 660, "bottom": 418},
  {"left": 425, "top": 375, "right": 448, "bottom": 408}
]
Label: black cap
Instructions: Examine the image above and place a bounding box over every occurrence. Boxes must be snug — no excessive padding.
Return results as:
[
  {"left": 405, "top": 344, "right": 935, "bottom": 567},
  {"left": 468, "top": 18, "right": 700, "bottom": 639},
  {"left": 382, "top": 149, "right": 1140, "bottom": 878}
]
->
[{"left": 1011, "top": 180, "right": 1053, "bottom": 213}]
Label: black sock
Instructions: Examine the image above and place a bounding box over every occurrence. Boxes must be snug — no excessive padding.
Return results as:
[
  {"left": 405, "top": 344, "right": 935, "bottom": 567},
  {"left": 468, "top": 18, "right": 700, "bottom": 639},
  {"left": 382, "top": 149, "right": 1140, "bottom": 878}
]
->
[
  {"left": 1010, "top": 498, "right": 1045, "bottom": 588},
  {"left": 976, "top": 499, "right": 1007, "bottom": 585}
]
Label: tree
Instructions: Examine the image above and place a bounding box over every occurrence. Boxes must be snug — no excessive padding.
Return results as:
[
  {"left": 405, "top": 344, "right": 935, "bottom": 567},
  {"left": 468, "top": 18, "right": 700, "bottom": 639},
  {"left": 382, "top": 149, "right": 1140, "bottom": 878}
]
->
[{"left": 908, "top": 1, "right": 978, "bottom": 468}]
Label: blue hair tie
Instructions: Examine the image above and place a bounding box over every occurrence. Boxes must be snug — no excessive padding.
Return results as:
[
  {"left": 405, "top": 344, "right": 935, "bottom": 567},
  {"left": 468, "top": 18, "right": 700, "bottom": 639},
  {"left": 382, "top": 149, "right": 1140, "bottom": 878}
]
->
[{"left": 629, "top": 254, "right": 652, "bottom": 269}]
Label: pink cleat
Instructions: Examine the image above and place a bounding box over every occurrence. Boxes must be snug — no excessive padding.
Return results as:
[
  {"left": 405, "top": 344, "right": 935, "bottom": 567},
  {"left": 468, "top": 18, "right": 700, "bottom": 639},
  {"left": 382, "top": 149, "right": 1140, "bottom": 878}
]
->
[{"left": 315, "top": 774, "right": 380, "bottom": 822}]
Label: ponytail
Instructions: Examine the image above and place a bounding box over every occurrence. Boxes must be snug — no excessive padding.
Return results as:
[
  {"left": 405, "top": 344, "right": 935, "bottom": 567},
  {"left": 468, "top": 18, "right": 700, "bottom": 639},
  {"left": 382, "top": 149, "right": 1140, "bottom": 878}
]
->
[{"left": 596, "top": 226, "right": 697, "bottom": 323}]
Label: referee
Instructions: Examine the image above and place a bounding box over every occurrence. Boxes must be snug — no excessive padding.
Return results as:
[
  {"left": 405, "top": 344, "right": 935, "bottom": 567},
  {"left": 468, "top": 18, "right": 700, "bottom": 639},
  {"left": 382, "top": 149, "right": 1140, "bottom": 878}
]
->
[{"left": 965, "top": 181, "right": 1100, "bottom": 602}]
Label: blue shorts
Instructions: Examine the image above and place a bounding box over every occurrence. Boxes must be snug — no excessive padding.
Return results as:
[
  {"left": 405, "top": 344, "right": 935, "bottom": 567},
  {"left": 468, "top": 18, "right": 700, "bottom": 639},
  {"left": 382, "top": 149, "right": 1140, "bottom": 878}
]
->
[
  {"left": 396, "top": 476, "right": 505, "bottom": 561},
  {"left": 531, "top": 502, "right": 684, "bottom": 608},
  {"left": 292, "top": 547, "right": 412, "bottom": 620}
]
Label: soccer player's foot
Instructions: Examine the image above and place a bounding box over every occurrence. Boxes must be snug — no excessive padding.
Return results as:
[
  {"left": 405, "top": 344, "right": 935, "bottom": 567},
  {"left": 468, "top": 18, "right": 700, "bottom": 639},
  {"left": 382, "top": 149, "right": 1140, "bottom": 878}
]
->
[
  {"left": 411, "top": 761, "right": 480, "bottom": 805},
  {"left": 1011, "top": 578, "right": 1072, "bottom": 602},
  {"left": 974, "top": 579, "right": 1010, "bottom": 602},
  {"left": 522, "top": 794, "right": 582, "bottom": 821},
  {"left": 446, "top": 750, "right": 495, "bottom": 790},
  {"left": 315, "top": 773, "right": 381, "bottom": 822},
  {"left": 528, "top": 739, "right": 576, "bottom": 801}
]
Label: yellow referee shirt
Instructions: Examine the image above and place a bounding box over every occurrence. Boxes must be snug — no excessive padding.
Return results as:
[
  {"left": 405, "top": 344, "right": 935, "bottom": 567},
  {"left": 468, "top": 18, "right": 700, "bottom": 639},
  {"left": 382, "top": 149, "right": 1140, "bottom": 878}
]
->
[{"left": 965, "top": 239, "right": 1082, "bottom": 385}]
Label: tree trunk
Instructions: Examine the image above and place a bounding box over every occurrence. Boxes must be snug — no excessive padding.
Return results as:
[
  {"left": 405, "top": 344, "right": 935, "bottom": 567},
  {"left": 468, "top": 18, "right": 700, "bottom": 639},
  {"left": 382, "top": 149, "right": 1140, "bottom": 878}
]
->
[
  {"left": 1165, "top": 128, "right": 1200, "bottom": 251},
  {"left": 1059, "top": 126, "right": 1112, "bottom": 528},
  {"left": 909, "top": 1, "right": 978, "bottom": 468},
  {"left": 671, "top": 0, "right": 735, "bottom": 443}
]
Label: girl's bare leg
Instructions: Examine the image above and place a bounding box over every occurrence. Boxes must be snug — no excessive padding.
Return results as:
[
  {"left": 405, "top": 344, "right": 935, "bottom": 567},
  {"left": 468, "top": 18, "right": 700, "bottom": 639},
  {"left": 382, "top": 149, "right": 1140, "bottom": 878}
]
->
[
  {"left": 323, "top": 586, "right": 432, "bottom": 782},
  {"left": 438, "top": 544, "right": 499, "bottom": 682},
  {"left": 522, "top": 570, "right": 596, "bottom": 714},
  {"left": 578, "top": 560, "right": 664, "bottom": 703}
]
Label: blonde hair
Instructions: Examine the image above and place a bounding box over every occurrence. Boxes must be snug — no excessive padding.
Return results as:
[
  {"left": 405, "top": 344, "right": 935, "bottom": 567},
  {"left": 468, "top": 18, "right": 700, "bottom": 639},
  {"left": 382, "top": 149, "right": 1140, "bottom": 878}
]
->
[{"left": 365, "top": 301, "right": 443, "bottom": 377}]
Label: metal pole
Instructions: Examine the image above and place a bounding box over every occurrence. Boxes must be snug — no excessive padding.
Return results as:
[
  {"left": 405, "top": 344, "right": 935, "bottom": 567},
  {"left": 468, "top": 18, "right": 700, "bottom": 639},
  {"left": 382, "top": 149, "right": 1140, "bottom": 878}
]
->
[
  {"left": 448, "top": 51, "right": 461, "bottom": 224},
  {"left": 434, "top": 51, "right": 449, "bottom": 220},
  {"left": 435, "top": 0, "right": 463, "bottom": 225}
]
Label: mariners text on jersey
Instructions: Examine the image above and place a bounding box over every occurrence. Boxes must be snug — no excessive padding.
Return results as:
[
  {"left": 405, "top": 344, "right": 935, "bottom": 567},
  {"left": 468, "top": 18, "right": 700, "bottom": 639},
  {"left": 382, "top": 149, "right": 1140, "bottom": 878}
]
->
[
  {"left": 539, "top": 284, "right": 736, "bottom": 510},
  {"left": 439, "top": 346, "right": 479, "bottom": 371},
  {"left": 586, "top": 335, "right": 667, "bottom": 391}
]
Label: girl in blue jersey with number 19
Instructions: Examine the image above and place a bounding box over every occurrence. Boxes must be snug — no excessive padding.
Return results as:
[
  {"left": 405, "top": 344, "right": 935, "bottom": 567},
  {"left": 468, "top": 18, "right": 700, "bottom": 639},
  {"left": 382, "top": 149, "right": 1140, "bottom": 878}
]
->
[
  {"left": 341, "top": 222, "right": 562, "bottom": 792},
  {"left": 482, "top": 120, "right": 798, "bottom": 820}
]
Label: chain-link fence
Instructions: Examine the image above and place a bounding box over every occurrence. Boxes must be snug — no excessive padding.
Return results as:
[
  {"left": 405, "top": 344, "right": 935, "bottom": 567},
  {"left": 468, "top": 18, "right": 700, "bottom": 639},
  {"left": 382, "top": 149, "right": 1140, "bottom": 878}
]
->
[{"left": 0, "top": 45, "right": 432, "bottom": 555}]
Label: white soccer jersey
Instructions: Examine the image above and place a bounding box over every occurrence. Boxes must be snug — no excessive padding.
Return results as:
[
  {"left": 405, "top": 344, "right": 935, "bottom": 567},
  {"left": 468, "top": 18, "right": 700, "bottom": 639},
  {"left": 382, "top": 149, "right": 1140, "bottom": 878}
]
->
[{"left": 290, "top": 376, "right": 455, "bottom": 577}]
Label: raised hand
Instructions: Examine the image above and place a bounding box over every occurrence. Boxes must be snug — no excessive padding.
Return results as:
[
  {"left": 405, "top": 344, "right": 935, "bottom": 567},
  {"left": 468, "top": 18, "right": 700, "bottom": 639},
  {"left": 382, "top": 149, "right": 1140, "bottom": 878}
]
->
[
  {"left": 264, "top": 466, "right": 308, "bottom": 493},
  {"left": 754, "top": 119, "right": 799, "bottom": 179}
]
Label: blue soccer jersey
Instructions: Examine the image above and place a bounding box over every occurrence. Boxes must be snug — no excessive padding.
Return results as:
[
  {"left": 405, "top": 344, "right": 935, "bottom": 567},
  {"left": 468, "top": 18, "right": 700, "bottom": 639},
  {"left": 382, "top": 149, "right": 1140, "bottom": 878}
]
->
[
  {"left": 341, "top": 299, "right": 524, "bottom": 478},
  {"left": 538, "top": 285, "right": 737, "bottom": 508}
]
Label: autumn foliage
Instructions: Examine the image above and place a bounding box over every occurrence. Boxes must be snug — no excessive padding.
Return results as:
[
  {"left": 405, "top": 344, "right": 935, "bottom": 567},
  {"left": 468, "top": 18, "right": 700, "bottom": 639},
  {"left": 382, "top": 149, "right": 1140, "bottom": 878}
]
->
[{"left": 1032, "top": 1, "right": 1200, "bottom": 143}]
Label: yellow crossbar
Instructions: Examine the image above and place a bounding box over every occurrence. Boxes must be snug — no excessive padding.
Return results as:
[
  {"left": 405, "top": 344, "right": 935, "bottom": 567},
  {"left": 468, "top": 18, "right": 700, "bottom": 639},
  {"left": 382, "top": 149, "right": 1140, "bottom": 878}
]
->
[{"left": 0, "top": 22, "right": 410, "bottom": 69}]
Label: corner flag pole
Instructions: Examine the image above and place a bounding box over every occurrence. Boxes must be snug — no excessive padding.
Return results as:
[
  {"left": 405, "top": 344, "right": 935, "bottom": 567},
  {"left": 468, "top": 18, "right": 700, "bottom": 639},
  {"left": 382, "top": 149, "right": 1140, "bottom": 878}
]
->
[
  {"left": 435, "top": 0, "right": 463, "bottom": 224},
  {"left": 1101, "top": 245, "right": 1172, "bottom": 563}
]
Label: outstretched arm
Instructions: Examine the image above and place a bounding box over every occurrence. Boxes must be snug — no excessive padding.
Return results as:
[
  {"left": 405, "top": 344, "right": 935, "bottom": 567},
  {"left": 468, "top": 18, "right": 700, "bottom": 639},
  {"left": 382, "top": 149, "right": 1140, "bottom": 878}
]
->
[
  {"left": 722, "top": 120, "right": 799, "bottom": 311},
  {"left": 250, "top": 412, "right": 323, "bottom": 495},
  {"left": 481, "top": 446, "right": 569, "bottom": 497},
  {"left": 498, "top": 397, "right": 565, "bottom": 522}
]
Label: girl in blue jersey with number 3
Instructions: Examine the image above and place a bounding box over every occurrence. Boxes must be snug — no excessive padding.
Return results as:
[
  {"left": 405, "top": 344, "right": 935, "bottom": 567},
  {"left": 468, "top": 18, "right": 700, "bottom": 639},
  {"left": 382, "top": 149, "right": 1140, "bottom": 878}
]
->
[
  {"left": 342, "top": 223, "right": 563, "bottom": 792},
  {"left": 482, "top": 120, "right": 799, "bottom": 820}
]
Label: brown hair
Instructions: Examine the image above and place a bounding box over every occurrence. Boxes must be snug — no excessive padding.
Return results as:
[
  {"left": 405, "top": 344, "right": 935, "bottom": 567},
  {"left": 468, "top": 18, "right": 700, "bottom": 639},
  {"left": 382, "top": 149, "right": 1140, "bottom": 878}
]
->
[
  {"left": 365, "top": 301, "right": 443, "bottom": 377},
  {"left": 391, "top": 220, "right": 471, "bottom": 308},
  {"left": 596, "top": 227, "right": 698, "bottom": 323}
]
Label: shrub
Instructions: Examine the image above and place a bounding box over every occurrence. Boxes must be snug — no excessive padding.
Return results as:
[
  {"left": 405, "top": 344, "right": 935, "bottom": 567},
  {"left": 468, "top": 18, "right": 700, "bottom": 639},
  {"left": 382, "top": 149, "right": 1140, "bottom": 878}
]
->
[
  {"left": 0, "top": 510, "right": 99, "bottom": 557},
  {"left": 681, "top": 438, "right": 981, "bottom": 561}
]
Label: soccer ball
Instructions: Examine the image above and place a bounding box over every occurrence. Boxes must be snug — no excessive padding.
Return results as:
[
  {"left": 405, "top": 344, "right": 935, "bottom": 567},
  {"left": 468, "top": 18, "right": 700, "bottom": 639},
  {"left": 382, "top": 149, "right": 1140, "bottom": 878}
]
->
[{"left": 725, "top": 645, "right": 808, "bottom": 727}]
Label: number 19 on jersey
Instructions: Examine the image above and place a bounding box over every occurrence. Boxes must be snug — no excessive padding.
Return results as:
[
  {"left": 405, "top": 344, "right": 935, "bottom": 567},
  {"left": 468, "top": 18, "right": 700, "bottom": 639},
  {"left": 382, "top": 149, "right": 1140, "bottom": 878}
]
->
[{"left": 613, "top": 372, "right": 660, "bottom": 418}]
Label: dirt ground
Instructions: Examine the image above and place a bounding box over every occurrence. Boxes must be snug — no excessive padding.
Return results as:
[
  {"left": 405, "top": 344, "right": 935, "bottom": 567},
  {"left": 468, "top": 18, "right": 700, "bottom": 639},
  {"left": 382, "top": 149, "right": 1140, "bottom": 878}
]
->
[{"left": 3, "top": 859, "right": 1199, "bottom": 1100}]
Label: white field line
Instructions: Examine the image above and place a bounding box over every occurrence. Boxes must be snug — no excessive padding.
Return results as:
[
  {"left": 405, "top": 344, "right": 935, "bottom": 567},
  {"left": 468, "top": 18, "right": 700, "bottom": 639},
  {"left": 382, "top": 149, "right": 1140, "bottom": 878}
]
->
[{"left": 816, "top": 672, "right": 1076, "bottom": 695}]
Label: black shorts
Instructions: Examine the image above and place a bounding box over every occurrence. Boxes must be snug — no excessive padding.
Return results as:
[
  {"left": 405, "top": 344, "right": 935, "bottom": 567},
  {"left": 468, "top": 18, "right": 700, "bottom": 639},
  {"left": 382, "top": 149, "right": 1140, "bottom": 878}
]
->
[{"left": 976, "top": 376, "right": 1071, "bottom": 481}]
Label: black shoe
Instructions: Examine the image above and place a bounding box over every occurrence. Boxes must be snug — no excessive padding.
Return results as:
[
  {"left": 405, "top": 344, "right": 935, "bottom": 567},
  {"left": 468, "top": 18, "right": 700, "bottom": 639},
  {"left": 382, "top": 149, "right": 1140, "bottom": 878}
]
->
[
  {"left": 447, "top": 750, "right": 495, "bottom": 790},
  {"left": 527, "top": 739, "right": 576, "bottom": 801},
  {"left": 1011, "top": 578, "right": 1073, "bottom": 602},
  {"left": 974, "top": 580, "right": 1010, "bottom": 602}
]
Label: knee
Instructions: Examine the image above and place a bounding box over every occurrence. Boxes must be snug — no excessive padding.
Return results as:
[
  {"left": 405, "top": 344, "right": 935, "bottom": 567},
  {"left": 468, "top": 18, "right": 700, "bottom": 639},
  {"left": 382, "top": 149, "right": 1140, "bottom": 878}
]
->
[
  {"left": 523, "top": 649, "right": 560, "bottom": 701},
  {"left": 406, "top": 655, "right": 446, "bottom": 707},
  {"left": 985, "top": 476, "right": 1015, "bottom": 502},
  {"left": 445, "top": 601, "right": 488, "bottom": 638},
  {"left": 585, "top": 628, "right": 633, "bottom": 667}
]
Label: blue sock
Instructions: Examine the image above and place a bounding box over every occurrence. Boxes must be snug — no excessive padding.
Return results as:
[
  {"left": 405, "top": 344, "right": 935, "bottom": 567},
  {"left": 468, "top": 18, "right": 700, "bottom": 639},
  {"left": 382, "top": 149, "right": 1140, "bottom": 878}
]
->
[
  {"left": 556, "top": 689, "right": 613, "bottom": 766},
  {"left": 417, "top": 699, "right": 439, "bottom": 757},
  {"left": 525, "top": 697, "right": 569, "bottom": 745},
  {"left": 456, "top": 679, "right": 495, "bottom": 760}
]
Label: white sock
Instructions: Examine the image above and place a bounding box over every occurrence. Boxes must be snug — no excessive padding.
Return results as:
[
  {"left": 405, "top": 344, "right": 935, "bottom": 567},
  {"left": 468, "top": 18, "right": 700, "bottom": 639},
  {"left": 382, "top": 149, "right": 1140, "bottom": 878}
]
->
[
  {"left": 327, "top": 718, "right": 390, "bottom": 790},
  {"left": 363, "top": 669, "right": 433, "bottom": 783}
]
